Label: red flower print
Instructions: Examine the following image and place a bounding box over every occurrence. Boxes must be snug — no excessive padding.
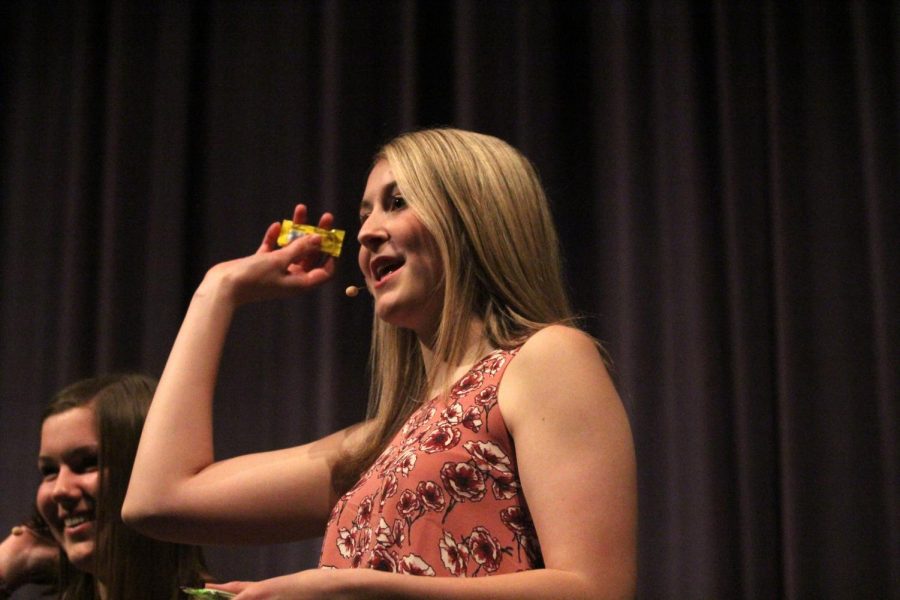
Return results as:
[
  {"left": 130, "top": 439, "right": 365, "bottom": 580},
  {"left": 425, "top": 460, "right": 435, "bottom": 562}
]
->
[
  {"left": 442, "top": 401, "right": 463, "bottom": 424},
  {"left": 473, "top": 385, "right": 498, "bottom": 431},
  {"left": 474, "top": 385, "right": 498, "bottom": 407},
  {"left": 467, "top": 526, "right": 503, "bottom": 573},
  {"left": 393, "top": 449, "right": 418, "bottom": 476},
  {"left": 416, "top": 480, "right": 446, "bottom": 512},
  {"left": 474, "top": 352, "right": 506, "bottom": 375},
  {"left": 464, "top": 440, "right": 512, "bottom": 474},
  {"left": 398, "top": 554, "right": 436, "bottom": 576},
  {"left": 451, "top": 371, "right": 484, "bottom": 397},
  {"left": 440, "top": 462, "right": 487, "bottom": 503},
  {"left": 439, "top": 531, "right": 470, "bottom": 576},
  {"left": 397, "top": 489, "right": 422, "bottom": 518},
  {"left": 401, "top": 427, "right": 426, "bottom": 449},
  {"left": 420, "top": 422, "right": 461, "bottom": 453},
  {"left": 379, "top": 472, "right": 398, "bottom": 507},
  {"left": 316, "top": 346, "right": 537, "bottom": 573},
  {"left": 351, "top": 527, "right": 373, "bottom": 568},
  {"left": 336, "top": 528, "right": 355, "bottom": 559},
  {"left": 462, "top": 406, "right": 483, "bottom": 432},
  {"left": 522, "top": 531, "right": 544, "bottom": 567},
  {"left": 402, "top": 404, "right": 436, "bottom": 436},
  {"left": 491, "top": 470, "right": 519, "bottom": 500},
  {"left": 372, "top": 446, "right": 398, "bottom": 474},
  {"left": 354, "top": 495, "right": 374, "bottom": 528},
  {"left": 500, "top": 506, "right": 529, "bottom": 535},
  {"left": 501, "top": 507, "right": 542, "bottom": 566},
  {"left": 375, "top": 517, "right": 405, "bottom": 548},
  {"left": 369, "top": 546, "right": 399, "bottom": 572}
]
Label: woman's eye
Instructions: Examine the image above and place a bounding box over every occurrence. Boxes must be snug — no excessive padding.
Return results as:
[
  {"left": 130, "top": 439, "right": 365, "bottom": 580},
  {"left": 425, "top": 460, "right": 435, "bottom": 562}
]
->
[
  {"left": 358, "top": 211, "right": 370, "bottom": 224},
  {"left": 39, "top": 467, "right": 58, "bottom": 481},
  {"left": 390, "top": 196, "right": 406, "bottom": 210},
  {"left": 75, "top": 455, "right": 98, "bottom": 473}
]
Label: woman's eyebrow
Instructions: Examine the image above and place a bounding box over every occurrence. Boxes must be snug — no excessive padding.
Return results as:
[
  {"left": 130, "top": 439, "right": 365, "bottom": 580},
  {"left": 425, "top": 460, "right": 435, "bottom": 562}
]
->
[{"left": 67, "top": 444, "right": 98, "bottom": 457}]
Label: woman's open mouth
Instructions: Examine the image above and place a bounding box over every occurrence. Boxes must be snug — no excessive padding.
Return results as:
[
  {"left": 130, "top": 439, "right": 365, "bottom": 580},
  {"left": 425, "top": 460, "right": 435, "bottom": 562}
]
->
[{"left": 372, "top": 256, "right": 406, "bottom": 283}]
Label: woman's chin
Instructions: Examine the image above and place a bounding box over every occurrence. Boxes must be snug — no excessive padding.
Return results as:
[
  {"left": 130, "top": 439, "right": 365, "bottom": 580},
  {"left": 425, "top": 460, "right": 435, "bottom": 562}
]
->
[{"left": 64, "top": 542, "right": 97, "bottom": 574}]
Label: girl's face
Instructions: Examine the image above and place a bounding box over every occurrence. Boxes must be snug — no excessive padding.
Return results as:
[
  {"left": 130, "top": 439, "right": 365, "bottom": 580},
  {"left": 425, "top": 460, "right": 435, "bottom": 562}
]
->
[
  {"left": 358, "top": 159, "right": 444, "bottom": 340},
  {"left": 36, "top": 406, "right": 100, "bottom": 574}
]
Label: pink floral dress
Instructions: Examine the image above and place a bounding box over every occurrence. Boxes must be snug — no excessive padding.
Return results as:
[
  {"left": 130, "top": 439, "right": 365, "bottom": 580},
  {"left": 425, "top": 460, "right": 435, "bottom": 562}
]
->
[{"left": 319, "top": 347, "right": 543, "bottom": 576}]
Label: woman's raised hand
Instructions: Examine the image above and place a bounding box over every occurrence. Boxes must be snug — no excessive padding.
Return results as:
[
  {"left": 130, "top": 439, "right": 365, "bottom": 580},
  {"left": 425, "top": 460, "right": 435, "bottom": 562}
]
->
[
  {"left": 202, "top": 204, "right": 337, "bottom": 306},
  {"left": 0, "top": 523, "right": 59, "bottom": 590}
]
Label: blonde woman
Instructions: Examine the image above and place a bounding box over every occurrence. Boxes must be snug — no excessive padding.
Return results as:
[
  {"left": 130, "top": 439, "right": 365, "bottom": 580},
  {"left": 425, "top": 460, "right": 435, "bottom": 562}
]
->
[{"left": 124, "top": 128, "right": 637, "bottom": 599}]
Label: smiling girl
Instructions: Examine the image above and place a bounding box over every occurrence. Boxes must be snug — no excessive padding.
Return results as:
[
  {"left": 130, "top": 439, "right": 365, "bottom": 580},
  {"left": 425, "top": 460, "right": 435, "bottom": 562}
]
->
[{"left": 28, "top": 375, "right": 208, "bottom": 599}]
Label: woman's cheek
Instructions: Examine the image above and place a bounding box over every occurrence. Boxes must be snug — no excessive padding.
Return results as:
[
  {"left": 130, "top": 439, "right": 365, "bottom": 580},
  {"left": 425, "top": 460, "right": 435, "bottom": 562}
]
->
[{"left": 35, "top": 483, "right": 64, "bottom": 545}]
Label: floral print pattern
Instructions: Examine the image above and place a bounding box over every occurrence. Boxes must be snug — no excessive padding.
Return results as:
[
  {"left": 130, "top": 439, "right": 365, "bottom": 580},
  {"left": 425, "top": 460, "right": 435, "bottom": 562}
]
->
[{"left": 319, "top": 347, "right": 543, "bottom": 576}]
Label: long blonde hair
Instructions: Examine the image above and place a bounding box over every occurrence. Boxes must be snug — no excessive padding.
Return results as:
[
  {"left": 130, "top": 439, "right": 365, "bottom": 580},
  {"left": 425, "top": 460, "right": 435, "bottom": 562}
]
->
[{"left": 336, "top": 128, "right": 576, "bottom": 490}]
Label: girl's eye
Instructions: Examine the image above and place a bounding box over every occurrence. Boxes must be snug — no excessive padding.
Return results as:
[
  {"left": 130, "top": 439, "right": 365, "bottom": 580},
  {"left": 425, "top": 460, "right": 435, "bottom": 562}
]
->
[
  {"left": 73, "top": 455, "right": 99, "bottom": 474},
  {"left": 39, "top": 466, "right": 58, "bottom": 481},
  {"left": 390, "top": 196, "right": 406, "bottom": 210}
]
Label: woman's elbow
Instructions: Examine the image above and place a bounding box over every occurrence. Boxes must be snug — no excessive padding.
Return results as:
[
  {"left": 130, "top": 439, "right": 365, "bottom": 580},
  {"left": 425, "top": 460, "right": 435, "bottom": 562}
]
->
[{"left": 121, "top": 490, "right": 172, "bottom": 538}]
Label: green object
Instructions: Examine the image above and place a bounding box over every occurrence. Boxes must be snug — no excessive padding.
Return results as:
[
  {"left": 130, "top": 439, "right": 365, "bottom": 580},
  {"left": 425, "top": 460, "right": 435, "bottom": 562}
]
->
[{"left": 180, "top": 587, "right": 237, "bottom": 599}]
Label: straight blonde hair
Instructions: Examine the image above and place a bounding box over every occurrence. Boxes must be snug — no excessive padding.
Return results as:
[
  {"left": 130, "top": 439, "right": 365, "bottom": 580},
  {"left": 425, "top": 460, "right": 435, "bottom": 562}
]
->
[{"left": 336, "top": 128, "right": 577, "bottom": 490}]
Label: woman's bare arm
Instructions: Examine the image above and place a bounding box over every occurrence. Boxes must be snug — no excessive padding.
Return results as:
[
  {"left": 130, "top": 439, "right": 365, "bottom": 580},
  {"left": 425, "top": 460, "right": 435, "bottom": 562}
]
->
[{"left": 123, "top": 206, "right": 366, "bottom": 545}]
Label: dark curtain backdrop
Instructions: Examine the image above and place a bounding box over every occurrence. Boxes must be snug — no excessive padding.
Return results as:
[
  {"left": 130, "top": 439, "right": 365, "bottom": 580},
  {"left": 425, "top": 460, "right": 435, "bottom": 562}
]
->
[{"left": 1, "top": 2, "right": 897, "bottom": 598}]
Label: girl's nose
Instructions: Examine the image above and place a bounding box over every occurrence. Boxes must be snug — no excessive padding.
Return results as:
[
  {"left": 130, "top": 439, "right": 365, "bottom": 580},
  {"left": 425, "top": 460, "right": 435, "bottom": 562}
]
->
[{"left": 51, "top": 468, "right": 82, "bottom": 504}]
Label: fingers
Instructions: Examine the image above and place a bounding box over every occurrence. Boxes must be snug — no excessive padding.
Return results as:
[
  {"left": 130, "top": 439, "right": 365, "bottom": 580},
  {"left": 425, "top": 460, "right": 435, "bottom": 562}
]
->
[
  {"left": 204, "top": 581, "right": 248, "bottom": 597},
  {"left": 301, "top": 259, "right": 336, "bottom": 288},
  {"left": 292, "top": 204, "right": 307, "bottom": 225},
  {"left": 11, "top": 524, "right": 51, "bottom": 542},
  {"left": 290, "top": 203, "right": 334, "bottom": 232},
  {"left": 257, "top": 222, "right": 283, "bottom": 253},
  {"left": 316, "top": 211, "right": 335, "bottom": 230},
  {"left": 281, "top": 232, "right": 324, "bottom": 265}
]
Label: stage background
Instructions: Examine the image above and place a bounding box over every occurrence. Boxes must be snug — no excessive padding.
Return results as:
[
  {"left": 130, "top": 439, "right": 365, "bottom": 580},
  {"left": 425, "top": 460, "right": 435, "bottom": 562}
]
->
[{"left": 1, "top": 2, "right": 896, "bottom": 598}]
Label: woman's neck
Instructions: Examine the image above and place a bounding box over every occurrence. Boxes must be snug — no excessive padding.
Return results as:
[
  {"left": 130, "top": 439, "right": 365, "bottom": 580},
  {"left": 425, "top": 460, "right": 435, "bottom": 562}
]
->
[{"left": 419, "top": 318, "right": 491, "bottom": 399}]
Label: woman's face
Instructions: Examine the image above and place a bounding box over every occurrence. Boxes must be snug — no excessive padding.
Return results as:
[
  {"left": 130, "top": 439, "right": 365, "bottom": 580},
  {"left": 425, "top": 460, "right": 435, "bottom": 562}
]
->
[
  {"left": 358, "top": 159, "right": 444, "bottom": 340},
  {"left": 36, "top": 405, "right": 100, "bottom": 574}
]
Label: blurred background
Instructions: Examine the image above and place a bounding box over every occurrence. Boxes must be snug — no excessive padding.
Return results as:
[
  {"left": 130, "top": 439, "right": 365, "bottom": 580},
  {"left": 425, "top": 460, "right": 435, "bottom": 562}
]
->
[{"left": 1, "top": 2, "right": 897, "bottom": 598}]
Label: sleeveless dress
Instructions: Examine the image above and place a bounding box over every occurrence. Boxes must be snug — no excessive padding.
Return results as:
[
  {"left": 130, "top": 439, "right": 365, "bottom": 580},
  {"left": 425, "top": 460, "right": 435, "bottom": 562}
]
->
[{"left": 319, "top": 347, "right": 543, "bottom": 576}]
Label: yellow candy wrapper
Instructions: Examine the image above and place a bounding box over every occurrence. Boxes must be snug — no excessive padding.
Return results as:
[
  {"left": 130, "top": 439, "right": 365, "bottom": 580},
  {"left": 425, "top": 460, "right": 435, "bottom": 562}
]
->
[{"left": 276, "top": 220, "right": 345, "bottom": 257}]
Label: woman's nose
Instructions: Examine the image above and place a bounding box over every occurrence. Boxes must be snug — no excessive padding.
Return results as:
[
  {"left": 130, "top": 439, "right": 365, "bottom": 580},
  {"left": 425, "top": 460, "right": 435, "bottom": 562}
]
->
[
  {"left": 51, "top": 468, "right": 81, "bottom": 504},
  {"left": 358, "top": 213, "right": 388, "bottom": 251}
]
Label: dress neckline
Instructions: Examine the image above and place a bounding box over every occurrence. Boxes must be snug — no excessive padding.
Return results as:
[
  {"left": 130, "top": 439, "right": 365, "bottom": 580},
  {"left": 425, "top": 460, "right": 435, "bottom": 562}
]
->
[{"left": 425, "top": 346, "right": 512, "bottom": 405}]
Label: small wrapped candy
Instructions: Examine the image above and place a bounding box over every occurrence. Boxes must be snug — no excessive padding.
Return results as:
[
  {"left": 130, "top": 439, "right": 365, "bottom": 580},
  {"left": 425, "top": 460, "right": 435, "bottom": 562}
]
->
[{"left": 276, "top": 220, "right": 345, "bottom": 257}]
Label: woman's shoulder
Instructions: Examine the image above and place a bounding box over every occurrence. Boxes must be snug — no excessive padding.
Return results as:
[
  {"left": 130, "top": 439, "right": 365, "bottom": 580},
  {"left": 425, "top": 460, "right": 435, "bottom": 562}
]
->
[
  {"left": 500, "top": 324, "right": 617, "bottom": 431},
  {"left": 514, "top": 323, "right": 606, "bottom": 368}
]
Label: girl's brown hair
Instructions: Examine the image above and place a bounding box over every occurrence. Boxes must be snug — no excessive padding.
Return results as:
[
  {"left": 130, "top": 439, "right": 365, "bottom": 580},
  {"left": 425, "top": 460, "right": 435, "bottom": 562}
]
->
[{"left": 44, "top": 374, "right": 208, "bottom": 600}]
